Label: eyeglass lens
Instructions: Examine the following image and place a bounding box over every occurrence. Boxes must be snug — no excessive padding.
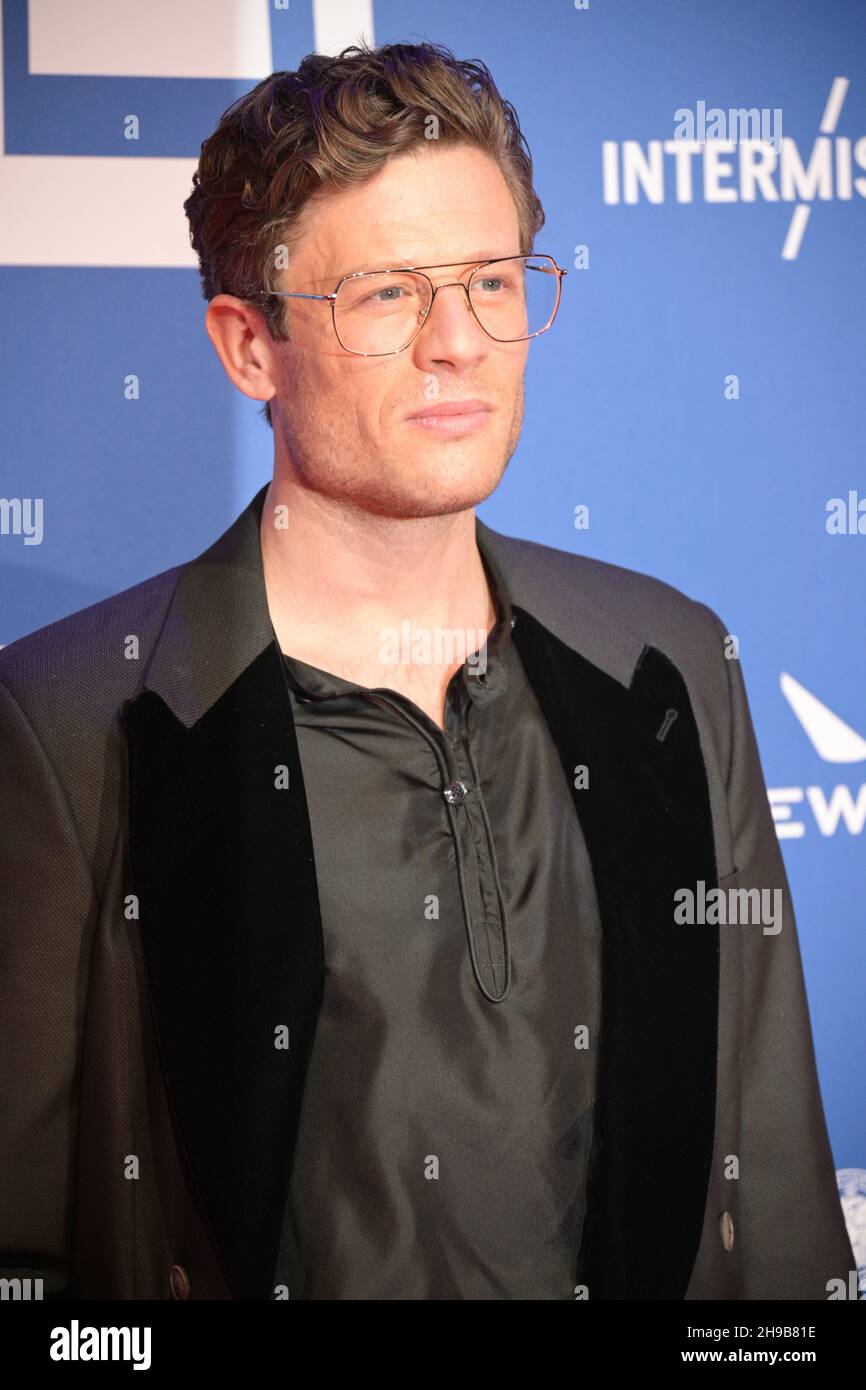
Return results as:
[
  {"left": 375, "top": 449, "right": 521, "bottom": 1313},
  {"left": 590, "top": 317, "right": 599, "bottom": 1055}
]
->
[{"left": 333, "top": 256, "right": 558, "bottom": 354}]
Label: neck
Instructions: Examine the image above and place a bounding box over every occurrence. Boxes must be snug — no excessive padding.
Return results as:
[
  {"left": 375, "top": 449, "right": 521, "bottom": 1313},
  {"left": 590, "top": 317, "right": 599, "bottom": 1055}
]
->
[{"left": 258, "top": 475, "right": 499, "bottom": 666}]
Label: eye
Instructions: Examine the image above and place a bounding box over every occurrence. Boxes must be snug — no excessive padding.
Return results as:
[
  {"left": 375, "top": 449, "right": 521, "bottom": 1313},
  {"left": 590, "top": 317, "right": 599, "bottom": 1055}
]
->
[{"left": 367, "top": 285, "right": 405, "bottom": 304}]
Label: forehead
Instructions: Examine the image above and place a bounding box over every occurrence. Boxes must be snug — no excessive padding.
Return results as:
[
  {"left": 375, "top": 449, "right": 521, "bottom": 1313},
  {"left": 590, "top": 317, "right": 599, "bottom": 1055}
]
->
[{"left": 290, "top": 143, "right": 521, "bottom": 281}]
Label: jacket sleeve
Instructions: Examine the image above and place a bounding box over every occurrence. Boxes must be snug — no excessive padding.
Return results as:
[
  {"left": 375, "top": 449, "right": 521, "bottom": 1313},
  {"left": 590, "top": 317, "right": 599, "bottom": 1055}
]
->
[
  {"left": 707, "top": 611, "right": 857, "bottom": 1300},
  {"left": 0, "top": 678, "right": 97, "bottom": 1299}
]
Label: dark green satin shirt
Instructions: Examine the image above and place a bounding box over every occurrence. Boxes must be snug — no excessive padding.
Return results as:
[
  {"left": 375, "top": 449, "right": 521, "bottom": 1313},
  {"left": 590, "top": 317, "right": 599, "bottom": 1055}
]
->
[{"left": 275, "top": 544, "right": 602, "bottom": 1300}]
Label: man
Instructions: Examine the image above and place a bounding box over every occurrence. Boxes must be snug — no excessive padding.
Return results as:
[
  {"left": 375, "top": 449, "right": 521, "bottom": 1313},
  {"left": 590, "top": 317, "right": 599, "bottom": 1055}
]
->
[{"left": 0, "top": 41, "right": 854, "bottom": 1301}]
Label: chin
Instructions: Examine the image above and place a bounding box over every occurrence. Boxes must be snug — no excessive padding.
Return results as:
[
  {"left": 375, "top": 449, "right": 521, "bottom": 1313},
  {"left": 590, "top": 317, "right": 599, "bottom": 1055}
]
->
[
  {"left": 396, "top": 475, "right": 505, "bottom": 519},
  {"left": 345, "top": 438, "right": 514, "bottom": 518}
]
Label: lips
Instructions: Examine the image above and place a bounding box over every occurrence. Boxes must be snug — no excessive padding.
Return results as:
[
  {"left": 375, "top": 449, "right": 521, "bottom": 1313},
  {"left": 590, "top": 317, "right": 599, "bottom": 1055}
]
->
[
  {"left": 406, "top": 400, "right": 492, "bottom": 419},
  {"left": 405, "top": 400, "right": 494, "bottom": 434},
  {"left": 407, "top": 408, "right": 493, "bottom": 435}
]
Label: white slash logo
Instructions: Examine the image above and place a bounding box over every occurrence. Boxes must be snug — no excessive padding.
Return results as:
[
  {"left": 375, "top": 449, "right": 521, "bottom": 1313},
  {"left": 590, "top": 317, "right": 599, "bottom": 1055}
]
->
[{"left": 770, "top": 673, "right": 866, "bottom": 839}]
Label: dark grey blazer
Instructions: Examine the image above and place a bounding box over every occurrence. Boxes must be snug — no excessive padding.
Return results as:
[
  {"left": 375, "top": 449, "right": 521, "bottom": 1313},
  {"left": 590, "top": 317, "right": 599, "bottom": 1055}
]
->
[{"left": 0, "top": 481, "right": 855, "bottom": 1300}]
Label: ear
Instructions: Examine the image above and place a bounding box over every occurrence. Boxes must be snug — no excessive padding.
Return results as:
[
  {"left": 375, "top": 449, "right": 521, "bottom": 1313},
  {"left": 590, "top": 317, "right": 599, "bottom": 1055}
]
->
[{"left": 204, "top": 295, "right": 279, "bottom": 407}]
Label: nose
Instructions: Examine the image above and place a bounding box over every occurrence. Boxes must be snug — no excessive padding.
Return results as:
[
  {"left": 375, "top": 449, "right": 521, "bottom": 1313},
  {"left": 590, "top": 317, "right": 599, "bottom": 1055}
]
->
[{"left": 414, "top": 280, "right": 487, "bottom": 360}]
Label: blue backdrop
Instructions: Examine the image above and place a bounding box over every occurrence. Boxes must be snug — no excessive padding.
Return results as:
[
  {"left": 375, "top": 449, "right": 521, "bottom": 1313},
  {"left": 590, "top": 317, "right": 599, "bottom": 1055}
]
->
[{"left": 1, "top": 0, "right": 863, "bottom": 1280}]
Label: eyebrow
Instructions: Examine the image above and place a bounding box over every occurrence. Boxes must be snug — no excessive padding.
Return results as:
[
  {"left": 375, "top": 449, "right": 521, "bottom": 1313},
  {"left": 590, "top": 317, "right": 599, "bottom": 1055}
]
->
[{"left": 335, "top": 251, "right": 515, "bottom": 279}]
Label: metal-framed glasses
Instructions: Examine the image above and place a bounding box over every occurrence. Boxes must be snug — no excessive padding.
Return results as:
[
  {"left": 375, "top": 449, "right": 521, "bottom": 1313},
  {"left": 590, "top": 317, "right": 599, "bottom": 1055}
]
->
[{"left": 254, "top": 253, "right": 567, "bottom": 357}]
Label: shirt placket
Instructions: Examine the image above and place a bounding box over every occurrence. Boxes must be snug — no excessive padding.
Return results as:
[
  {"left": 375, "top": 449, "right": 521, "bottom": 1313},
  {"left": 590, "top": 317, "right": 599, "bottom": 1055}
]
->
[
  {"left": 441, "top": 677, "right": 511, "bottom": 1002},
  {"left": 281, "top": 625, "right": 514, "bottom": 1002}
]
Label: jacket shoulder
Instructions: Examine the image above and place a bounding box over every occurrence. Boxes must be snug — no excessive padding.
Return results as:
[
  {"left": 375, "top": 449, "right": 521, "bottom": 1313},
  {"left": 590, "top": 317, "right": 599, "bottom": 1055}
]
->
[
  {"left": 0, "top": 561, "right": 186, "bottom": 884},
  {"left": 487, "top": 527, "right": 729, "bottom": 655},
  {"left": 0, "top": 561, "right": 183, "bottom": 722}
]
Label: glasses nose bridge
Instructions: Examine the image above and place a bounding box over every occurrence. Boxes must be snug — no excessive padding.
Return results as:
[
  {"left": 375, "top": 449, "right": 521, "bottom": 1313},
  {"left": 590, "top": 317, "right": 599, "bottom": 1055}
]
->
[
  {"left": 430, "top": 277, "right": 470, "bottom": 296},
  {"left": 421, "top": 274, "right": 475, "bottom": 323}
]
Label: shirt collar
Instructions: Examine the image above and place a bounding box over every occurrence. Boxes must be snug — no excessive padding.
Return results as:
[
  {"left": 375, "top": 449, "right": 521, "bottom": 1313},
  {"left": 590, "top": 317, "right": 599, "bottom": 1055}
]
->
[{"left": 282, "top": 535, "right": 514, "bottom": 708}]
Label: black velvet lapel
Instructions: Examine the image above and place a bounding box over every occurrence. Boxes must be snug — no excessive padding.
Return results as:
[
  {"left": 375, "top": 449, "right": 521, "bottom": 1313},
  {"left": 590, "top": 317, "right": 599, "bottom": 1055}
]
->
[
  {"left": 510, "top": 605, "right": 720, "bottom": 1300},
  {"left": 121, "top": 639, "right": 325, "bottom": 1301}
]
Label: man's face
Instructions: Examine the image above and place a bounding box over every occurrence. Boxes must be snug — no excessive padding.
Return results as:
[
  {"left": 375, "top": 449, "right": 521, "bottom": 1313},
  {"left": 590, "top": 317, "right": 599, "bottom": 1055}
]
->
[{"left": 268, "top": 142, "right": 529, "bottom": 519}]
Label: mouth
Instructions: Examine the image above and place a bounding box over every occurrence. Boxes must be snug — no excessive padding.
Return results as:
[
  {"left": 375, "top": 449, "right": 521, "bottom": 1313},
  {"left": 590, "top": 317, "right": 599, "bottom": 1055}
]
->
[{"left": 405, "top": 401, "right": 494, "bottom": 435}]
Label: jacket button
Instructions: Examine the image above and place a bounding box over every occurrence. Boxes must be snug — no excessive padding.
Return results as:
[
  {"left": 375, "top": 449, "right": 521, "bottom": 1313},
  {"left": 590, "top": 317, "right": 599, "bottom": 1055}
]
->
[
  {"left": 719, "top": 1211, "right": 735, "bottom": 1252},
  {"left": 169, "top": 1264, "right": 191, "bottom": 1299}
]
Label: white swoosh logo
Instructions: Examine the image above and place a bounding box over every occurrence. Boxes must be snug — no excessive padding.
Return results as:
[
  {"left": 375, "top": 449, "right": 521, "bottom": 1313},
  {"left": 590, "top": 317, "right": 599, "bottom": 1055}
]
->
[{"left": 781, "top": 671, "right": 866, "bottom": 764}]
